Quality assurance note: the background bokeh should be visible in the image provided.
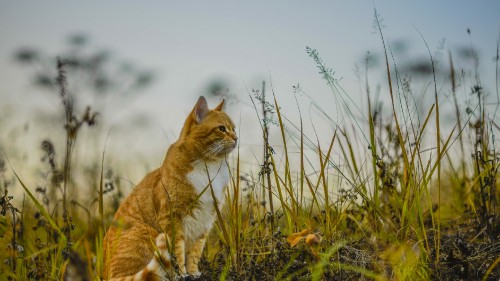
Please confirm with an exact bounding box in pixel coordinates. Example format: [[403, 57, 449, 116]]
[[1, 1, 499, 190]]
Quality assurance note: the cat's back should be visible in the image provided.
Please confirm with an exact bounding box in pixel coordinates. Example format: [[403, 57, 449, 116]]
[[113, 168, 163, 221]]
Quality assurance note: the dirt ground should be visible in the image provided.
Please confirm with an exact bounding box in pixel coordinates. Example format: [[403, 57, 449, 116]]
[[194, 217, 499, 281]]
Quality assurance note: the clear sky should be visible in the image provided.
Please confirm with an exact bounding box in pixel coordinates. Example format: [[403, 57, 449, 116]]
[[1, 1, 499, 181]]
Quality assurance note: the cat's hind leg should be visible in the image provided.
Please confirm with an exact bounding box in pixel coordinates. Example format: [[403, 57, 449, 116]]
[[136, 233, 175, 280], [107, 232, 173, 281], [149, 233, 173, 278]]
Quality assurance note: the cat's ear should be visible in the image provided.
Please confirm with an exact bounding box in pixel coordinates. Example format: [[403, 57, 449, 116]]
[[214, 99, 225, 111], [193, 96, 209, 123]]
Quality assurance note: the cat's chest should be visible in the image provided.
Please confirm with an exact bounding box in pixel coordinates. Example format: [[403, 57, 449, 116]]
[[186, 160, 229, 203], [183, 160, 229, 242]]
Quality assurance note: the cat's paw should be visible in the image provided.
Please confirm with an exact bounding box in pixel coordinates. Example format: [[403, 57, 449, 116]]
[[186, 265, 202, 278], [177, 272, 202, 280], [174, 273, 189, 280], [156, 233, 168, 250], [155, 233, 172, 264], [190, 271, 202, 278]]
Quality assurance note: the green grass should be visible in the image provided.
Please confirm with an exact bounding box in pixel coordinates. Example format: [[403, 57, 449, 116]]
[[1, 20, 499, 281]]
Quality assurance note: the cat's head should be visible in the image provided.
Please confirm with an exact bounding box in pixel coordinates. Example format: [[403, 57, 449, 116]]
[[180, 96, 237, 161]]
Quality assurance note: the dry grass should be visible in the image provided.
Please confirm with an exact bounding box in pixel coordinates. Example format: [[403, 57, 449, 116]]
[[0, 13, 499, 281]]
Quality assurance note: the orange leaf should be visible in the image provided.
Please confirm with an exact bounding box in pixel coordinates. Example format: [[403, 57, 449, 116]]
[[305, 233, 321, 246], [287, 229, 311, 247]]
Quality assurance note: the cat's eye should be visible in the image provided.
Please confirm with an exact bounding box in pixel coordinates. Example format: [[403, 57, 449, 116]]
[[218, 126, 227, 133]]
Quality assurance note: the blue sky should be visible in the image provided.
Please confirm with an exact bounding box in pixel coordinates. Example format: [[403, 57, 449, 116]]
[[1, 1, 499, 173]]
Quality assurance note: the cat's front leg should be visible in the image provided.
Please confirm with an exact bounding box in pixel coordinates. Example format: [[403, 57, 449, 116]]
[[186, 232, 207, 276], [173, 230, 188, 276]]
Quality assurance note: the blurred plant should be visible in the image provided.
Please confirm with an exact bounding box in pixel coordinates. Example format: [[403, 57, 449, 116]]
[[53, 59, 99, 255], [469, 83, 499, 236], [14, 33, 154, 100], [0, 154, 23, 277]]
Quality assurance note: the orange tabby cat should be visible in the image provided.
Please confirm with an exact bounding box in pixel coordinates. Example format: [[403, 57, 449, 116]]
[[103, 96, 237, 280]]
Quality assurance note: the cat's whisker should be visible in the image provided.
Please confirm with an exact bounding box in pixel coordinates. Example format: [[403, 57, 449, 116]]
[[203, 145, 218, 158], [203, 142, 226, 159]]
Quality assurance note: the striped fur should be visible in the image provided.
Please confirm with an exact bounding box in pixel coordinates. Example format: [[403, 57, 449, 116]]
[[107, 233, 172, 281], [103, 97, 236, 280]]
